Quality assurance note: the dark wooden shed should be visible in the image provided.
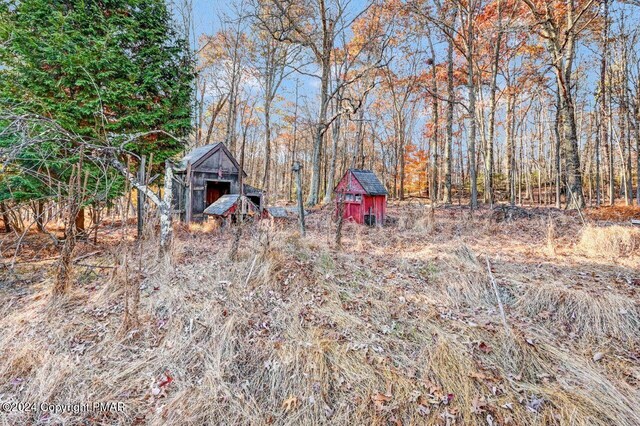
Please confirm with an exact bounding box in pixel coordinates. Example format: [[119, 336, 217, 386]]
[[172, 143, 263, 223], [334, 169, 388, 226]]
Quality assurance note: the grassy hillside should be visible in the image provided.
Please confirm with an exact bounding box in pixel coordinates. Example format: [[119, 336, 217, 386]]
[[1, 205, 639, 425]]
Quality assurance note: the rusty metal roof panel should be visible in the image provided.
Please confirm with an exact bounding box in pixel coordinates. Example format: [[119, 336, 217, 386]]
[[204, 195, 261, 217], [203, 194, 240, 216], [266, 206, 288, 218]]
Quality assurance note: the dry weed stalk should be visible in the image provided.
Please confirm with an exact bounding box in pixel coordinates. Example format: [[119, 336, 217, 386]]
[[546, 217, 556, 256], [485, 256, 511, 337], [229, 222, 243, 261], [52, 160, 87, 297], [335, 192, 345, 248]]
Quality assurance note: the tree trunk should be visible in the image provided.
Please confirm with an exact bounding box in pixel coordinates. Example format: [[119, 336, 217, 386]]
[[75, 207, 85, 233], [354, 105, 366, 169], [485, 0, 502, 206], [399, 126, 406, 200], [620, 35, 633, 206], [556, 71, 585, 209], [443, 37, 454, 204], [225, 26, 243, 156], [521, 0, 585, 209], [430, 64, 439, 203], [553, 88, 562, 208], [599, 0, 608, 207], [196, 79, 207, 145], [307, 55, 330, 206], [607, 73, 614, 205], [53, 162, 83, 297], [1, 202, 11, 233], [466, 4, 478, 209], [34, 200, 45, 232], [262, 96, 272, 200], [293, 162, 305, 236], [595, 109, 601, 207], [159, 161, 173, 253], [430, 102, 439, 203], [636, 82, 640, 205], [324, 114, 340, 204], [204, 95, 228, 145], [507, 92, 516, 206]]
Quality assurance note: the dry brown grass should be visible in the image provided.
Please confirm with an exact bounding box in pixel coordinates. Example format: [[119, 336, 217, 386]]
[[576, 224, 640, 259], [0, 205, 639, 425], [585, 205, 640, 222]]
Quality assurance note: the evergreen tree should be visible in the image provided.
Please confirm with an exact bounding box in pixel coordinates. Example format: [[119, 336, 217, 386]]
[[0, 0, 193, 206]]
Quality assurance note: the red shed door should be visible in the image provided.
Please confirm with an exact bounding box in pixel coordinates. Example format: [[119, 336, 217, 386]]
[[362, 196, 375, 225], [345, 202, 361, 223]]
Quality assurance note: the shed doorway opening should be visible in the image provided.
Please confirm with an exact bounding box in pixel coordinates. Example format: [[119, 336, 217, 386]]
[[247, 195, 261, 208], [206, 181, 231, 206]]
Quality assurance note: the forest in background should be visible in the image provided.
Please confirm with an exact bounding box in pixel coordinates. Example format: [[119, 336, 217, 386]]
[[190, 0, 640, 210]]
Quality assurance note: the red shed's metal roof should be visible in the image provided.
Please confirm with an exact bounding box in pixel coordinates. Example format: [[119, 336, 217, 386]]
[[349, 169, 388, 196]]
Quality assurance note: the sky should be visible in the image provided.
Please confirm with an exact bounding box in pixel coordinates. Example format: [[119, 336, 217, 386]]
[[175, 0, 376, 118], [190, 1, 223, 37], [185, 0, 370, 37], [179, 0, 640, 98]]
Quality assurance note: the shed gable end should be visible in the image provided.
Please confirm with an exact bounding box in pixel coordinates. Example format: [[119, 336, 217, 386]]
[[335, 170, 366, 194], [196, 148, 239, 174]]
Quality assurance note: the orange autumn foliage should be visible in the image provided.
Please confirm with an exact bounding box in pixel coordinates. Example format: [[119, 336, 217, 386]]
[[403, 143, 429, 195]]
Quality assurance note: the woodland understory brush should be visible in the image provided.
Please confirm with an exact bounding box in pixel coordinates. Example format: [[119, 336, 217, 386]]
[[0, 207, 638, 425]]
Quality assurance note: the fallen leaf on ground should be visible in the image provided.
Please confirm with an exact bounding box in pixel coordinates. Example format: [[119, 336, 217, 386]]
[[372, 392, 392, 411], [282, 396, 299, 412], [526, 396, 544, 413], [417, 404, 431, 416], [158, 371, 173, 388], [471, 396, 487, 414], [478, 342, 492, 353]]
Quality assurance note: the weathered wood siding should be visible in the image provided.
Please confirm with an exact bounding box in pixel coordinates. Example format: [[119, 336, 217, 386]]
[[198, 149, 239, 174], [190, 171, 240, 220], [171, 175, 186, 219]]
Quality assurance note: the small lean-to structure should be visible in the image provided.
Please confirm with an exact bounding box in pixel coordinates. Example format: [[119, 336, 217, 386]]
[[334, 169, 388, 225], [203, 194, 260, 223]]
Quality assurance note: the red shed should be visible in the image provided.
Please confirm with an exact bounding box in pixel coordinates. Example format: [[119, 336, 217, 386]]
[[334, 169, 388, 225]]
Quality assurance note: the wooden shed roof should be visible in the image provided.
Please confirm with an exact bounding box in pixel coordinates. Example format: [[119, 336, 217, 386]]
[[178, 143, 220, 169]]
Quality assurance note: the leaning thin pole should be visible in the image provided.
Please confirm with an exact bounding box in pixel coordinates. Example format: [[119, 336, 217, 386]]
[[485, 256, 510, 336], [292, 161, 305, 236]]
